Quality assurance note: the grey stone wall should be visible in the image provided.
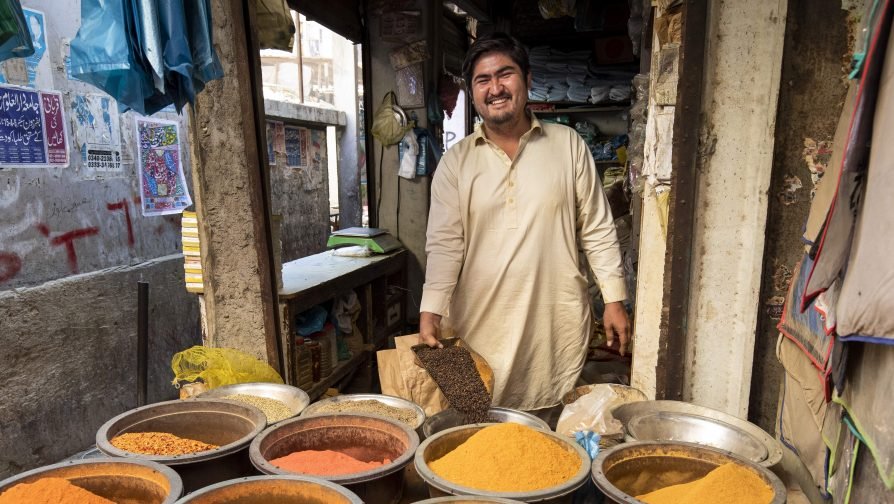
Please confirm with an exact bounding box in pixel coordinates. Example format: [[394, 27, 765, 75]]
[[0, 0, 200, 477]]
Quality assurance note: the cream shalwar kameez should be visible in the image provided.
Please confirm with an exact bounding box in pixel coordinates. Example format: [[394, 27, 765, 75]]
[[420, 114, 627, 410]]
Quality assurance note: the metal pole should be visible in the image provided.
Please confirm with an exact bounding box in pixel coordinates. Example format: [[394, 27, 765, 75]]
[[137, 281, 149, 406]]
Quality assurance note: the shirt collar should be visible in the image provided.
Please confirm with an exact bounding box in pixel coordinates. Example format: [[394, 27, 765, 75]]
[[473, 112, 543, 145]]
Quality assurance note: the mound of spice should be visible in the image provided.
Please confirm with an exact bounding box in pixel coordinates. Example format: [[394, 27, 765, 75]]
[[271, 449, 391, 475], [415, 345, 491, 423], [0, 477, 114, 504], [110, 432, 218, 455], [222, 393, 293, 423], [636, 462, 774, 504], [429, 423, 581, 492], [313, 399, 418, 427]]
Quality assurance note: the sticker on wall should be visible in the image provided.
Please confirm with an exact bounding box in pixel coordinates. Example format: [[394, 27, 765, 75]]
[[135, 116, 192, 216], [0, 9, 54, 90], [71, 94, 123, 172], [0, 84, 69, 167], [284, 125, 309, 168], [41, 92, 68, 166]]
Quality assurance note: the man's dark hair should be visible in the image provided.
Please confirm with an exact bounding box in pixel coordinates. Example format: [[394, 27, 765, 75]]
[[461, 33, 530, 90]]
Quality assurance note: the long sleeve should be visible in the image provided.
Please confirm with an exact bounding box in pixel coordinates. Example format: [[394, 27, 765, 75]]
[[574, 135, 628, 303], [420, 154, 465, 315]]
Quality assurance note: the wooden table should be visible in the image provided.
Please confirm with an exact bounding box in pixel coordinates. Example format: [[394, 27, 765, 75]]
[[278, 249, 408, 399]]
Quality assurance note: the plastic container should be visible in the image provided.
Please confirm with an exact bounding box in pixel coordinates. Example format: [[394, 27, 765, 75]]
[[313, 332, 333, 378], [306, 340, 322, 383], [292, 338, 313, 391]]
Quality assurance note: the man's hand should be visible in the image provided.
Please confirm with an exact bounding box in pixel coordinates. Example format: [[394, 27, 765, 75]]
[[603, 301, 631, 356], [419, 311, 444, 348]]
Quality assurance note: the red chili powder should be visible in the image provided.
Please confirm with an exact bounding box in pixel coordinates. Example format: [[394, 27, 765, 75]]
[[271, 449, 391, 476]]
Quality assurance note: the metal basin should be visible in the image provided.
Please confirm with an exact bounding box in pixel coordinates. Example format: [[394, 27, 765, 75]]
[[415, 424, 591, 503], [415, 498, 524, 503], [0, 458, 182, 504], [591, 441, 787, 503], [249, 413, 419, 504], [173, 475, 362, 503], [96, 399, 267, 492], [199, 382, 310, 424], [612, 400, 783, 467], [421, 407, 549, 439], [302, 393, 426, 435]]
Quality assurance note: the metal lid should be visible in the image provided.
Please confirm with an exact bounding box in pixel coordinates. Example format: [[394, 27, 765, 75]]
[[627, 411, 769, 463], [613, 400, 783, 467]]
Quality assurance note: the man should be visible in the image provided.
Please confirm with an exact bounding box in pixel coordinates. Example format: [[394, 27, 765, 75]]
[[419, 33, 630, 413]]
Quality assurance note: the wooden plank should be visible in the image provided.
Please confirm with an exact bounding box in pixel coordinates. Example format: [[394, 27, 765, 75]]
[[279, 249, 406, 300], [531, 105, 629, 113], [305, 351, 368, 401]]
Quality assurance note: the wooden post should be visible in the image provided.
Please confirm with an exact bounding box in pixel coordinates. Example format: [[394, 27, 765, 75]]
[[188, 0, 281, 371]]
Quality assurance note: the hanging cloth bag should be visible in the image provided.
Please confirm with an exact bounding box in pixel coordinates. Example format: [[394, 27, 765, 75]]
[[371, 91, 409, 146]]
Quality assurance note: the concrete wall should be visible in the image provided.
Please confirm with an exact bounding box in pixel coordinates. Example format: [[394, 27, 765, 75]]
[[683, 0, 787, 418], [748, 0, 849, 432], [264, 114, 333, 262], [0, 0, 200, 476], [367, 2, 432, 322]]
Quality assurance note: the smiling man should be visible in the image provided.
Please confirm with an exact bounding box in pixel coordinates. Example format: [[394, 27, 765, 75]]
[[419, 33, 630, 415]]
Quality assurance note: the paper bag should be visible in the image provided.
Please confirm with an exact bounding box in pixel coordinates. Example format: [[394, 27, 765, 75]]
[[377, 335, 450, 416]]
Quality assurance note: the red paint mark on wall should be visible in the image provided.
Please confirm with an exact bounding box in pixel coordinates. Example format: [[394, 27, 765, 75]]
[[0, 252, 22, 283], [107, 199, 135, 247], [37, 224, 100, 273]]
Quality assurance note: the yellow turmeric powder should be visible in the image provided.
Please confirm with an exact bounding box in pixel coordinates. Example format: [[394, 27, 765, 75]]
[[429, 423, 581, 492], [636, 462, 774, 504]]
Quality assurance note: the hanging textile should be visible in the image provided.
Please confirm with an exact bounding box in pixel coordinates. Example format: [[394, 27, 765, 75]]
[[777, 255, 836, 398], [803, 0, 893, 305], [255, 0, 294, 52], [70, 0, 223, 115], [70, 0, 155, 114], [836, 25, 894, 344], [0, 0, 32, 63]]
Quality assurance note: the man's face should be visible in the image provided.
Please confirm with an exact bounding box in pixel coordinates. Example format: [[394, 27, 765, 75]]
[[470, 52, 531, 127]]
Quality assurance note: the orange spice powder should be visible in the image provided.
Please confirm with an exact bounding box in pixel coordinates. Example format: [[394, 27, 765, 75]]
[[636, 462, 774, 504], [429, 423, 581, 492], [271, 449, 391, 476], [0, 477, 114, 504], [110, 432, 218, 455]]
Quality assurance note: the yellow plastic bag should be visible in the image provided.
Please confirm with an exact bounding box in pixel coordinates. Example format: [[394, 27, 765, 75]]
[[171, 346, 283, 390]]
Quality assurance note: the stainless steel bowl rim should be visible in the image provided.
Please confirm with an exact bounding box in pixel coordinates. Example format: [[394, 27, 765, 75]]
[[96, 398, 267, 465], [421, 407, 549, 439], [171, 474, 363, 503], [197, 382, 310, 423], [415, 423, 591, 500], [612, 400, 783, 467], [0, 457, 184, 504], [301, 393, 426, 429], [249, 412, 421, 484], [590, 440, 787, 504], [414, 497, 525, 503]]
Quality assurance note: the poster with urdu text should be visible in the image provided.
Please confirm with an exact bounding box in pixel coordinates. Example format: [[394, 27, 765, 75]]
[[135, 116, 192, 216]]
